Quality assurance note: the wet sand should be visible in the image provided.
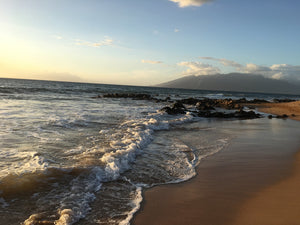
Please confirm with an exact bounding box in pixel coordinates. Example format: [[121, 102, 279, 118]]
[[133, 102, 300, 225], [233, 152, 300, 225], [233, 101, 300, 225]]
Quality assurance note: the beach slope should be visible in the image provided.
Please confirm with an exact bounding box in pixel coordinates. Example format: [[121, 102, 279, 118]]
[[133, 101, 300, 225]]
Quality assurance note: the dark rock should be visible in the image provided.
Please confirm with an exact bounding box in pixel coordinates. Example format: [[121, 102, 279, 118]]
[[165, 97, 171, 101], [173, 102, 186, 110], [268, 115, 273, 119], [197, 109, 261, 119], [179, 98, 200, 105], [101, 93, 157, 101], [160, 101, 186, 115], [276, 114, 289, 119], [248, 99, 269, 103], [234, 109, 261, 119], [273, 99, 296, 103], [196, 102, 215, 111], [237, 98, 248, 103]]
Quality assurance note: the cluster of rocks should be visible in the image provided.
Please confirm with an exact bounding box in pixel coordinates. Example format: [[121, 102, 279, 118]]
[[268, 114, 291, 119], [197, 109, 261, 119], [273, 99, 296, 103], [157, 97, 265, 119], [160, 99, 262, 119], [161, 102, 186, 115], [97, 93, 296, 120], [97, 93, 173, 102], [98, 93, 155, 101]]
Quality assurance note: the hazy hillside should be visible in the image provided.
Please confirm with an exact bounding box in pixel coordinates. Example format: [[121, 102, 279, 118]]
[[157, 73, 300, 95]]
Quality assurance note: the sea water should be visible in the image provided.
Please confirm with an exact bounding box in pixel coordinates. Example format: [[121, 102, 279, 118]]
[[0, 78, 299, 225]]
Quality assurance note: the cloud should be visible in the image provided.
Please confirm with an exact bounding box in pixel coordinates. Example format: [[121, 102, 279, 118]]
[[142, 59, 163, 64], [174, 28, 180, 33], [269, 64, 300, 81], [52, 35, 63, 40], [199, 57, 243, 68], [199, 56, 300, 82], [169, 0, 213, 8], [177, 61, 220, 75], [153, 30, 159, 35], [75, 37, 114, 47]]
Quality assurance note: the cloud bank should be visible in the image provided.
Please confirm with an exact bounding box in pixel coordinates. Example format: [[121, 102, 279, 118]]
[[169, 0, 213, 8], [178, 61, 220, 75], [178, 57, 300, 83]]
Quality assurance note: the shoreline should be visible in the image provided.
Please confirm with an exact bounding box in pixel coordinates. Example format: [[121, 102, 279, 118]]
[[133, 101, 300, 225]]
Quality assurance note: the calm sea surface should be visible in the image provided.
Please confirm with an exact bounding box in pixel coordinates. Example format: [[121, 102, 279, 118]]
[[0, 78, 299, 225]]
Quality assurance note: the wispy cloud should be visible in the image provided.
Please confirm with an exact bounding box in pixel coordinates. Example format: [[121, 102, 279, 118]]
[[142, 59, 163, 64], [52, 35, 63, 40], [75, 37, 114, 47], [199, 57, 243, 68], [169, 0, 213, 8], [177, 61, 220, 75], [153, 30, 160, 35]]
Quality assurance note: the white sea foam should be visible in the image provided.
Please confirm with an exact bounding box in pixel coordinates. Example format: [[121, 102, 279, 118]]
[[119, 186, 143, 225], [43, 111, 196, 225], [0, 150, 49, 179], [99, 112, 195, 181]]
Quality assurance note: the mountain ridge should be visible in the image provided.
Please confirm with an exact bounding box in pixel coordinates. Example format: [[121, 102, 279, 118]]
[[157, 73, 300, 95]]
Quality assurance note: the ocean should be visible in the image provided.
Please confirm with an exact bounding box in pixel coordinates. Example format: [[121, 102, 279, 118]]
[[0, 78, 299, 225]]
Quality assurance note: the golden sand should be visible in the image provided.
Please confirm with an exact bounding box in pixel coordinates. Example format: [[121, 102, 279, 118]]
[[233, 101, 300, 225], [255, 100, 300, 121], [233, 152, 300, 225], [133, 101, 300, 225]]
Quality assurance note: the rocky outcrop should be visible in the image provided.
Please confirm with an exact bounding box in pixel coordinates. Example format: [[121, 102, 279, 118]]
[[100, 93, 154, 100], [97, 93, 296, 120], [160, 99, 261, 119], [273, 99, 296, 103], [160, 102, 186, 115], [197, 109, 261, 119]]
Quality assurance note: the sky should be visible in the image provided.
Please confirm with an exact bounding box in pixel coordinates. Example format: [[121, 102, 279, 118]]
[[0, 0, 300, 86]]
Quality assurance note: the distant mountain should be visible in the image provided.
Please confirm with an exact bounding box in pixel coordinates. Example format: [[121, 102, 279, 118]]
[[157, 73, 300, 95]]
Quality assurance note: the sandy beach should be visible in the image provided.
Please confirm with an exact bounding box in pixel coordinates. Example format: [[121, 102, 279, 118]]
[[254, 100, 300, 121], [233, 100, 300, 225], [133, 101, 300, 225]]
